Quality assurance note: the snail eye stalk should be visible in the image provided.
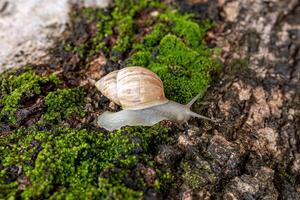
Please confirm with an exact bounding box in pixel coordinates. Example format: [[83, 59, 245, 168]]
[[186, 85, 209, 108]]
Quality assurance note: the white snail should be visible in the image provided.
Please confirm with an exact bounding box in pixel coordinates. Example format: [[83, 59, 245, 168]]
[[93, 66, 215, 131]]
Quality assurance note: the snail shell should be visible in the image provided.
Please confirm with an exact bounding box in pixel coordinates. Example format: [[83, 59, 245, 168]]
[[95, 67, 169, 110]]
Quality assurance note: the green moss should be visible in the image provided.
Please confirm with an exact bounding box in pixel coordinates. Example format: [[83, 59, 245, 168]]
[[160, 11, 214, 51], [109, 0, 163, 59], [65, 0, 219, 103], [154, 168, 173, 191], [128, 11, 218, 103], [0, 125, 169, 199], [181, 159, 217, 189], [43, 88, 86, 123], [111, 16, 134, 59], [65, 0, 165, 59], [0, 68, 59, 124], [143, 23, 167, 48], [129, 50, 152, 66], [151, 35, 213, 103]]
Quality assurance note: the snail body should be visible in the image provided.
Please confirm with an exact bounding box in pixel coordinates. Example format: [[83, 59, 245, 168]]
[[95, 66, 214, 131]]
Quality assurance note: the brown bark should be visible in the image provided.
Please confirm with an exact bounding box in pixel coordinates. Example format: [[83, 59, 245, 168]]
[[166, 0, 300, 199]]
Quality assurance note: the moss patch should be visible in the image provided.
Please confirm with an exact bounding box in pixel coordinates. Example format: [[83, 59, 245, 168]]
[[128, 11, 217, 103], [0, 125, 170, 199], [0, 68, 59, 124], [67, 0, 219, 103], [181, 159, 217, 189], [65, 0, 164, 59], [43, 88, 86, 123]]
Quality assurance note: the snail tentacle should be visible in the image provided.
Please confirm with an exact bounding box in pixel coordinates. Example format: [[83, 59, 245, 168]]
[[186, 85, 209, 108], [187, 110, 217, 123]]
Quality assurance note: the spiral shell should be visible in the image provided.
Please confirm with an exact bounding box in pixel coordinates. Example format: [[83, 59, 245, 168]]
[[96, 66, 169, 110], [95, 70, 120, 105]]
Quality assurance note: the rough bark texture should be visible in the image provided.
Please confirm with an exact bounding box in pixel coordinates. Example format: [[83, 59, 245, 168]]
[[165, 0, 300, 199]]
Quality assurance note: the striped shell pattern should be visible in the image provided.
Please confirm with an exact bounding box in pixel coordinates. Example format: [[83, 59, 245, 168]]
[[95, 67, 169, 110]]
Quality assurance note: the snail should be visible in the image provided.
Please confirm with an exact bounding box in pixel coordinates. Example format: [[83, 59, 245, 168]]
[[92, 66, 216, 131]]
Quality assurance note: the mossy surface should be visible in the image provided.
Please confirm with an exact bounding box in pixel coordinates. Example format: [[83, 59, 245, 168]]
[[129, 11, 217, 103], [0, 68, 59, 124], [43, 88, 86, 123], [0, 68, 173, 199], [181, 159, 217, 190], [0, 0, 218, 198], [66, 0, 219, 103], [0, 125, 170, 199]]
